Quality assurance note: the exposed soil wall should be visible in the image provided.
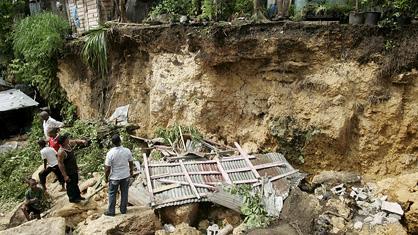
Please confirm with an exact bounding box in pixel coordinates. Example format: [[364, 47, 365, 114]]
[[58, 22, 418, 178]]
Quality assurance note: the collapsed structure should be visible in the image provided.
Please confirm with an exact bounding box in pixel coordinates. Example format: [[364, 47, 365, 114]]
[[129, 125, 303, 217]]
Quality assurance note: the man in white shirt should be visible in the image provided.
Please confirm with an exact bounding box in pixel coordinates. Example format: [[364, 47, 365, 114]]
[[104, 134, 133, 216], [37, 139, 65, 191], [40, 111, 64, 138]]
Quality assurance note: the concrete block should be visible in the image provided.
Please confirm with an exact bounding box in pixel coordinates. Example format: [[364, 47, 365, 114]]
[[354, 221, 363, 230], [381, 201, 404, 216]]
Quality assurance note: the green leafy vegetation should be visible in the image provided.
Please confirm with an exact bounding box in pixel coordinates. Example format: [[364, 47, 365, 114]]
[[81, 27, 108, 79], [379, 0, 418, 28], [0, 0, 26, 72], [155, 124, 202, 145], [0, 118, 140, 210], [0, 118, 43, 210], [234, 0, 253, 15], [10, 12, 74, 120], [270, 116, 318, 165], [149, 0, 194, 17], [228, 184, 270, 229], [149, 0, 254, 21]]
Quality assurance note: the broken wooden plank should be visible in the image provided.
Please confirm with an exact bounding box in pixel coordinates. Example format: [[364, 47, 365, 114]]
[[254, 161, 286, 170], [203, 138, 236, 150], [216, 159, 233, 184], [253, 170, 299, 186], [157, 178, 215, 189], [148, 155, 257, 168], [143, 153, 154, 198], [204, 150, 236, 156], [153, 183, 181, 193], [220, 155, 256, 161], [234, 142, 260, 179], [155, 193, 207, 205], [180, 160, 201, 199], [225, 167, 252, 173], [178, 126, 187, 151], [151, 170, 221, 179], [233, 179, 259, 184]]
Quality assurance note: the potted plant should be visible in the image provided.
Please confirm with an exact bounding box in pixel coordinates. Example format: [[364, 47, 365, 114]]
[[349, 0, 364, 24], [362, 0, 382, 25]]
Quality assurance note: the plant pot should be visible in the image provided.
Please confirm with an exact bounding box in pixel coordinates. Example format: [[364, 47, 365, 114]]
[[349, 12, 364, 25], [364, 12, 381, 25]]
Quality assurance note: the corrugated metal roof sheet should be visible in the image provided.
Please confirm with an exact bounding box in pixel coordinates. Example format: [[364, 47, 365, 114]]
[[145, 153, 302, 209], [0, 89, 38, 112]]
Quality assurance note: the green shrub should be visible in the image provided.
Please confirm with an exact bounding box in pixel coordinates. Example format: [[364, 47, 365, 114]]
[[201, 0, 235, 21], [11, 12, 74, 120], [13, 12, 69, 60], [155, 124, 202, 145], [81, 27, 108, 79], [234, 0, 253, 15], [228, 184, 270, 229], [150, 0, 194, 17], [0, 117, 43, 209], [0, 119, 141, 209], [0, 0, 26, 72]]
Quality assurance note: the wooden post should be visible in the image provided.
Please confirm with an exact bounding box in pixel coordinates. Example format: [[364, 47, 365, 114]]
[[234, 142, 260, 178], [178, 126, 187, 151], [216, 160, 233, 184], [180, 160, 201, 199], [143, 153, 154, 199]]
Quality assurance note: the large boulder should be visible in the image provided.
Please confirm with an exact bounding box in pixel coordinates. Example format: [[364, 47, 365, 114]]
[[280, 188, 322, 234], [358, 222, 407, 235], [6, 202, 26, 229], [373, 173, 418, 233], [312, 171, 361, 186], [160, 203, 200, 226], [0, 217, 66, 235], [51, 197, 101, 227], [76, 206, 161, 235]]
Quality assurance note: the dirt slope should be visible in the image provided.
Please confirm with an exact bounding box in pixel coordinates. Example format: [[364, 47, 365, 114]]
[[58, 22, 418, 178]]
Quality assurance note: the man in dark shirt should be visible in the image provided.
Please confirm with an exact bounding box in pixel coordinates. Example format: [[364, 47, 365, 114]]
[[21, 179, 45, 220], [57, 133, 87, 203]]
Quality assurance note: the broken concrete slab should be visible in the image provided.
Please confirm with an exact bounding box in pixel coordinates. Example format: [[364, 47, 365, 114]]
[[0, 217, 65, 235], [381, 201, 404, 216], [76, 206, 161, 235], [371, 212, 386, 226], [331, 184, 346, 196]]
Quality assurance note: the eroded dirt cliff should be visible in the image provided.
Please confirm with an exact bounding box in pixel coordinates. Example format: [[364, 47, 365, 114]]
[[58, 22, 418, 179]]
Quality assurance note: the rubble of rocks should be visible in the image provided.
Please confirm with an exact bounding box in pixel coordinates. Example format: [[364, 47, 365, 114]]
[[0, 164, 415, 235], [310, 171, 411, 234]]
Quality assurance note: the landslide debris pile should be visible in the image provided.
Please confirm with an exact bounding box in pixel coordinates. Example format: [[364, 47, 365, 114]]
[[0, 122, 416, 235]]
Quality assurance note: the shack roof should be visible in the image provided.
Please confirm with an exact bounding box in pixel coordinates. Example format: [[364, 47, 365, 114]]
[[143, 152, 302, 209], [0, 89, 38, 112]]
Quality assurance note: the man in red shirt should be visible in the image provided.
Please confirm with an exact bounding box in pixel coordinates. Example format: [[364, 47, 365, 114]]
[[48, 128, 61, 152]]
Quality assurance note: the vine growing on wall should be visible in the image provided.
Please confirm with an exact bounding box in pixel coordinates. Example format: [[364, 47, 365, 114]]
[[10, 12, 75, 121]]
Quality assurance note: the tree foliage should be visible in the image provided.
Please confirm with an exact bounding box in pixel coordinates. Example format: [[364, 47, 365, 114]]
[[0, 0, 26, 72], [149, 0, 254, 20], [10, 12, 75, 120]]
